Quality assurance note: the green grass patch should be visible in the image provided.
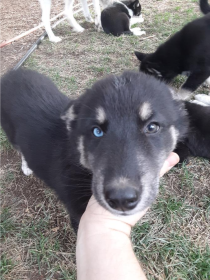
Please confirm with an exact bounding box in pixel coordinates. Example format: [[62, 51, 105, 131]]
[[132, 228, 210, 280], [0, 128, 12, 151], [153, 196, 188, 223], [0, 254, 16, 278], [180, 164, 196, 189], [0, 208, 17, 239]]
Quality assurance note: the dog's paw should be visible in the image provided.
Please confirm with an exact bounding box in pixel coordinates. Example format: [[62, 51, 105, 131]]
[[22, 166, 33, 176], [131, 28, 146, 36], [191, 100, 209, 106], [85, 15, 94, 23], [95, 16, 102, 31], [72, 26, 85, 33], [131, 27, 141, 32], [49, 36, 62, 43], [194, 94, 210, 106], [21, 160, 33, 176]]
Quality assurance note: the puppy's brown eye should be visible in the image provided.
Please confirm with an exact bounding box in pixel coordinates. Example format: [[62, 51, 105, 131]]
[[145, 123, 160, 134]]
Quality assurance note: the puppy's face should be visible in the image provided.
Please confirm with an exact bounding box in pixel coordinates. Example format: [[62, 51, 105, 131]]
[[135, 51, 177, 83], [128, 0, 142, 16], [62, 72, 188, 215]]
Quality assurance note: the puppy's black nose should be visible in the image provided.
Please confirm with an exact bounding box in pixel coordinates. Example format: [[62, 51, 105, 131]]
[[105, 188, 139, 211]]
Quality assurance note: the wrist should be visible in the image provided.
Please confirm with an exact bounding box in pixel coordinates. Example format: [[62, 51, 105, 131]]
[[78, 212, 132, 240]]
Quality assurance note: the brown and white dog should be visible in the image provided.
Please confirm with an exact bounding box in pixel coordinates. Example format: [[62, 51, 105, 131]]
[[38, 0, 113, 42]]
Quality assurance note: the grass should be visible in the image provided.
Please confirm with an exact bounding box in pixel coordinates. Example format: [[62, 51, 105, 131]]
[[0, 129, 12, 151], [0, 255, 16, 278], [0, 208, 17, 239], [1, 0, 210, 279], [132, 172, 210, 279]]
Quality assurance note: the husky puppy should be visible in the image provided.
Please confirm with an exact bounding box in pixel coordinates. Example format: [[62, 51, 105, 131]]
[[175, 94, 210, 162], [135, 0, 210, 93], [101, 0, 145, 36], [1, 69, 188, 230], [38, 0, 113, 43]]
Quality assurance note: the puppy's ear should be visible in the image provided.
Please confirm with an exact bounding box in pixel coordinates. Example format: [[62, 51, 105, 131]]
[[61, 101, 77, 131], [134, 51, 147, 61]]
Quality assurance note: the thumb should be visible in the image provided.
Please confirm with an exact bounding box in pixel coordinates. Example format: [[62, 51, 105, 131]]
[[160, 152, 180, 177]]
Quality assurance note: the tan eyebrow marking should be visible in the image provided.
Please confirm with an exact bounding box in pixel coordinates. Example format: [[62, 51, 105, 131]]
[[96, 106, 106, 123], [61, 105, 76, 131], [139, 102, 152, 120]]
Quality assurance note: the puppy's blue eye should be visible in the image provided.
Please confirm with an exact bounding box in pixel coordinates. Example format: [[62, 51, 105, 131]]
[[145, 123, 160, 134], [93, 127, 104, 137]]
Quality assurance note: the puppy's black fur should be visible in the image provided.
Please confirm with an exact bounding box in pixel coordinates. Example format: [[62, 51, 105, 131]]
[[135, 0, 210, 92], [1, 69, 188, 231], [175, 101, 210, 162], [101, 0, 141, 36]]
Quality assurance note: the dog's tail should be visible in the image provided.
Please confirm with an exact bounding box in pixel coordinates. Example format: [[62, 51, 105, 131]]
[[200, 0, 210, 14]]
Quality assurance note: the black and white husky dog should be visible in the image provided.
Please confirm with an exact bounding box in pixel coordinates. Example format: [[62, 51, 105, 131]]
[[38, 0, 113, 42], [175, 94, 210, 163], [1, 69, 189, 230], [135, 0, 210, 94], [101, 0, 145, 36]]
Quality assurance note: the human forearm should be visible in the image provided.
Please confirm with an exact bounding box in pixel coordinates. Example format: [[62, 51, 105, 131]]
[[76, 219, 147, 280]]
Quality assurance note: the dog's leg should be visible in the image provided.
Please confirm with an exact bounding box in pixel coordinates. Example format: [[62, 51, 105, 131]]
[[130, 27, 146, 36], [93, 0, 101, 31], [21, 154, 33, 176], [80, 0, 94, 22], [64, 0, 84, 32], [182, 70, 210, 92], [38, 0, 62, 43]]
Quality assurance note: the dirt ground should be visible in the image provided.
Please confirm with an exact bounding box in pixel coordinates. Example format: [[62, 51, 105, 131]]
[[0, 0, 65, 74]]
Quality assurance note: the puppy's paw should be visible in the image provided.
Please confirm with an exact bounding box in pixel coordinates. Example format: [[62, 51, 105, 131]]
[[49, 36, 62, 43], [194, 94, 210, 106], [131, 28, 146, 36], [95, 16, 102, 31], [85, 15, 94, 23], [22, 166, 33, 176], [131, 27, 141, 31], [72, 26, 85, 33], [21, 161, 33, 176], [191, 100, 209, 107]]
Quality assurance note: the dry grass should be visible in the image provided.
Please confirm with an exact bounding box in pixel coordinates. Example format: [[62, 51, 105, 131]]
[[1, 0, 210, 279]]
